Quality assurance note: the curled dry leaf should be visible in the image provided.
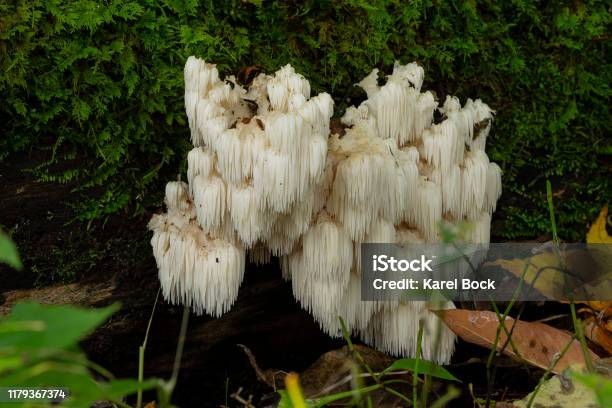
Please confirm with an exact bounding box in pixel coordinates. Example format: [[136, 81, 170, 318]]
[[582, 301, 612, 318], [433, 309, 599, 374], [584, 317, 612, 355]]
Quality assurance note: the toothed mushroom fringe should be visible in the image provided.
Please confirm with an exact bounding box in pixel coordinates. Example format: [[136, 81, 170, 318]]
[[149, 57, 503, 364]]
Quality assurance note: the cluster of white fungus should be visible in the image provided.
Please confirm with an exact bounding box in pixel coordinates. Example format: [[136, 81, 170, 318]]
[[149, 58, 502, 364]]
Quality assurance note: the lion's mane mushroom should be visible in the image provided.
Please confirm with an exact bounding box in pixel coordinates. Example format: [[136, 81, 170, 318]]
[[150, 58, 502, 364], [280, 62, 501, 363], [150, 57, 334, 316]]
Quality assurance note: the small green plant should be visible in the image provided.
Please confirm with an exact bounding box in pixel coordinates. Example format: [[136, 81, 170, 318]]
[[277, 316, 460, 407], [0, 302, 159, 407], [0, 234, 188, 408], [0, 298, 192, 408]]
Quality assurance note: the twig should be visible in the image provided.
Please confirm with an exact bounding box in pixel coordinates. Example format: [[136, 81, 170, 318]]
[[238, 343, 287, 390], [230, 387, 256, 408], [534, 314, 569, 324]]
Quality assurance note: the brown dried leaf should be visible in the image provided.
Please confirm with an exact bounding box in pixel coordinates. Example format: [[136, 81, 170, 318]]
[[584, 301, 612, 318], [584, 317, 612, 355], [434, 309, 599, 374]]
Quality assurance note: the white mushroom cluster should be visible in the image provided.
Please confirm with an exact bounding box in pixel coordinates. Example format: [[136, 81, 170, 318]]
[[150, 58, 502, 364], [150, 57, 333, 316]]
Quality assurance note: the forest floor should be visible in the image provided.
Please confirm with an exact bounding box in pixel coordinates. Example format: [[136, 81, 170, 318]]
[[0, 151, 574, 407]]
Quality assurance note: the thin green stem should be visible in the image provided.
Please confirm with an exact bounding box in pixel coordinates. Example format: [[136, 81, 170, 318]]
[[339, 317, 377, 381], [314, 384, 382, 407], [385, 386, 414, 405], [429, 386, 460, 408], [487, 300, 529, 406], [225, 377, 229, 408], [546, 181, 559, 247], [137, 287, 161, 408], [546, 180, 593, 372], [413, 320, 423, 407], [421, 308, 444, 407], [170, 306, 190, 388], [453, 241, 530, 407], [452, 242, 525, 361], [484, 257, 533, 406], [570, 302, 593, 371], [158, 306, 190, 407], [339, 316, 419, 405]]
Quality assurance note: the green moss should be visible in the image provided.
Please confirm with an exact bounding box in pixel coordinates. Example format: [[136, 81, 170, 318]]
[[1, 0, 610, 240]]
